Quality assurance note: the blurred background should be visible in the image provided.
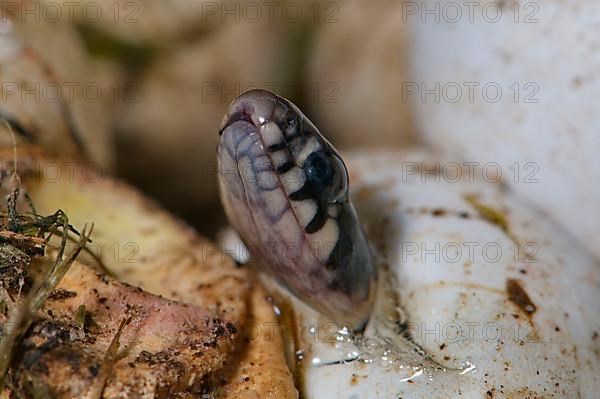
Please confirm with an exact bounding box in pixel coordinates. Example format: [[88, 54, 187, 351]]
[[1, 0, 599, 261]]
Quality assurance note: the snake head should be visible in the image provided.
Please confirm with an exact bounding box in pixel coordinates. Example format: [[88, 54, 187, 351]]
[[217, 89, 376, 330]]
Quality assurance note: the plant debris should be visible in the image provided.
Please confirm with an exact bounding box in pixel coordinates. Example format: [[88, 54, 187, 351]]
[[0, 217, 92, 386], [464, 194, 510, 234], [89, 315, 133, 399], [0, 121, 94, 390]]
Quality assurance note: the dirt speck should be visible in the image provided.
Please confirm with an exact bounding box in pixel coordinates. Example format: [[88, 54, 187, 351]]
[[48, 289, 78, 301], [431, 208, 447, 217], [506, 388, 544, 398]]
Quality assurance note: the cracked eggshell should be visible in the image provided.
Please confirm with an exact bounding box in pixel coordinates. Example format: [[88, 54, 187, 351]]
[[305, 0, 414, 149], [279, 150, 600, 398], [408, 0, 600, 260]]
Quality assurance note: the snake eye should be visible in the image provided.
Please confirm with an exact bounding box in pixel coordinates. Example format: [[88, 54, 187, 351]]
[[304, 151, 348, 203]]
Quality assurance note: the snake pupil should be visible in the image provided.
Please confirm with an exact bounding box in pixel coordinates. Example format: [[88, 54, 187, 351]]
[[302, 151, 349, 204], [305, 152, 333, 187]]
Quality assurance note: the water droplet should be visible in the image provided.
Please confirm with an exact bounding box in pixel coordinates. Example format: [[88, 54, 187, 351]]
[[460, 361, 477, 375], [400, 368, 423, 382]]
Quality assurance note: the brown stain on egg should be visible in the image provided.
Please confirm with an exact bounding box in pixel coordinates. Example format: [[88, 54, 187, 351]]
[[350, 373, 367, 386], [506, 279, 537, 315], [506, 388, 544, 398], [431, 208, 446, 217]]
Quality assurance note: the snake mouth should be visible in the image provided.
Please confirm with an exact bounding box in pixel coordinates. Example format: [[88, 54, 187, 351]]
[[219, 89, 282, 136], [219, 107, 255, 136]]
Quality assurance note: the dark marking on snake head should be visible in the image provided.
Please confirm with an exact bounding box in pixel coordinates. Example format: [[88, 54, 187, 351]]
[[267, 142, 288, 152], [305, 203, 328, 234], [276, 161, 295, 174], [289, 184, 314, 202], [326, 226, 353, 271]]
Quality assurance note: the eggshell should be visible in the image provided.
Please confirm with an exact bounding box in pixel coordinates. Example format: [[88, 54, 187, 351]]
[[408, 0, 600, 260], [273, 150, 600, 398]]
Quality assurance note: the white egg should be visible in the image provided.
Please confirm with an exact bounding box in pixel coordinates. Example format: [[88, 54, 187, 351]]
[[275, 150, 600, 398], [408, 0, 600, 260]]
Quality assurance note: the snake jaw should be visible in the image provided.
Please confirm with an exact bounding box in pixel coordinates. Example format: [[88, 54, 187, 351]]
[[219, 89, 279, 135], [219, 102, 256, 136], [217, 90, 376, 330]]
